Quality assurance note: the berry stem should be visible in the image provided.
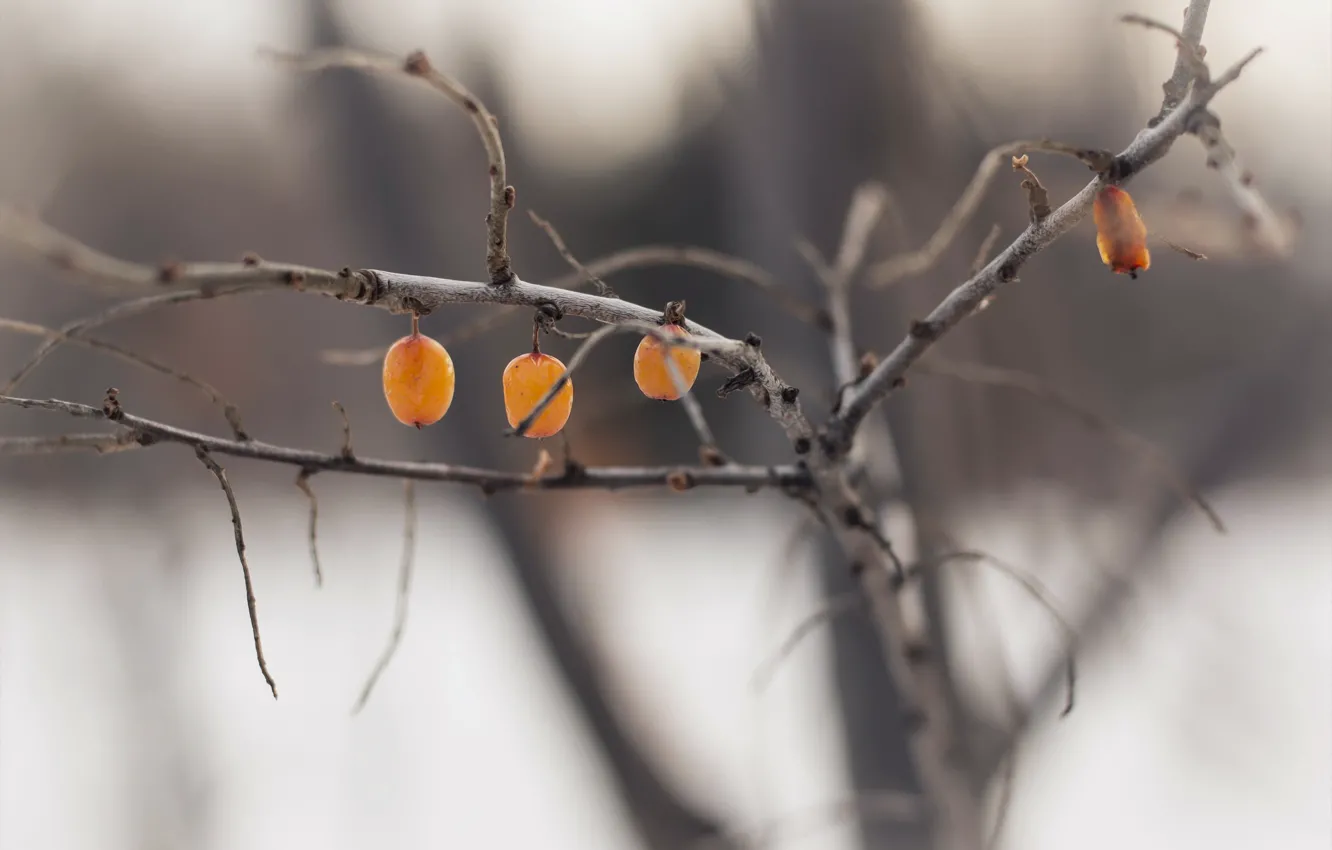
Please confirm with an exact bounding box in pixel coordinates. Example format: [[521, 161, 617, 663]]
[[410, 312, 420, 337], [531, 315, 542, 354], [662, 300, 687, 327]]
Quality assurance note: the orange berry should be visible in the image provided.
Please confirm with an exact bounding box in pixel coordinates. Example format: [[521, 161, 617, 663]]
[[382, 330, 455, 428], [503, 351, 573, 438], [1093, 185, 1151, 277], [634, 324, 701, 400]]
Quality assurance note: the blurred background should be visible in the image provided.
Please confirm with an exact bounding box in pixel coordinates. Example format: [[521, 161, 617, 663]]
[[1, 0, 1329, 848]]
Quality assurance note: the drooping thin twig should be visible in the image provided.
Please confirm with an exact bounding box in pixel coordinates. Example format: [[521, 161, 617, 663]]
[[294, 470, 323, 587], [914, 358, 1224, 532], [910, 551, 1075, 717], [0, 316, 249, 439], [352, 480, 417, 714], [751, 591, 863, 692], [0, 432, 139, 455], [261, 47, 514, 284], [0, 394, 804, 492], [193, 446, 277, 699], [827, 46, 1264, 452], [528, 210, 616, 298]]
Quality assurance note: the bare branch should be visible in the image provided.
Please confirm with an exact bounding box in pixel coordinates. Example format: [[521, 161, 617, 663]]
[[294, 470, 323, 587], [194, 446, 278, 699], [0, 214, 813, 447], [0, 432, 139, 455], [970, 224, 1003, 277], [866, 140, 1113, 290], [1, 288, 259, 401], [0, 316, 249, 439], [827, 49, 1262, 453], [1149, 0, 1212, 121], [1189, 111, 1296, 256], [261, 47, 514, 284], [915, 358, 1224, 532], [352, 480, 417, 714], [0, 394, 804, 492], [0, 205, 335, 295]]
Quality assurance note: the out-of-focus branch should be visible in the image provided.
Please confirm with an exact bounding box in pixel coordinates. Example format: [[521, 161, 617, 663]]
[[194, 446, 278, 699], [914, 358, 1224, 532], [826, 44, 1264, 455], [0, 316, 249, 439], [0, 394, 809, 493]]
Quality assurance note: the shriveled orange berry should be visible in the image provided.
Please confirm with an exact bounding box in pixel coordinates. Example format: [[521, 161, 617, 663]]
[[1094, 185, 1151, 278], [503, 351, 573, 438], [382, 327, 455, 428], [634, 324, 701, 400]]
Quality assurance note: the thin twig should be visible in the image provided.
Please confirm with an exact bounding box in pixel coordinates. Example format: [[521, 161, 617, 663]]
[[352, 480, 417, 714], [910, 551, 1075, 717], [0, 432, 139, 455], [528, 210, 616, 297], [0, 394, 803, 492], [261, 48, 514, 284], [294, 470, 323, 587], [0, 316, 249, 439], [1189, 111, 1295, 256], [914, 358, 1224, 532], [194, 446, 278, 699], [751, 591, 863, 692]]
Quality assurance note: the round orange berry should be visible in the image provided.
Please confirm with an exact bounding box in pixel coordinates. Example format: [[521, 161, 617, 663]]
[[634, 323, 701, 401], [503, 351, 573, 438], [382, 327, 455, 428]]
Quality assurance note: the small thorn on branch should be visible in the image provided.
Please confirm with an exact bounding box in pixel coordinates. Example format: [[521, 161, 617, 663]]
[[194, 446, 277, 699]]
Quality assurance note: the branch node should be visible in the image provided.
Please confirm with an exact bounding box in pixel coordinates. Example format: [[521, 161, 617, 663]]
[[102, 387, 123, 420]]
